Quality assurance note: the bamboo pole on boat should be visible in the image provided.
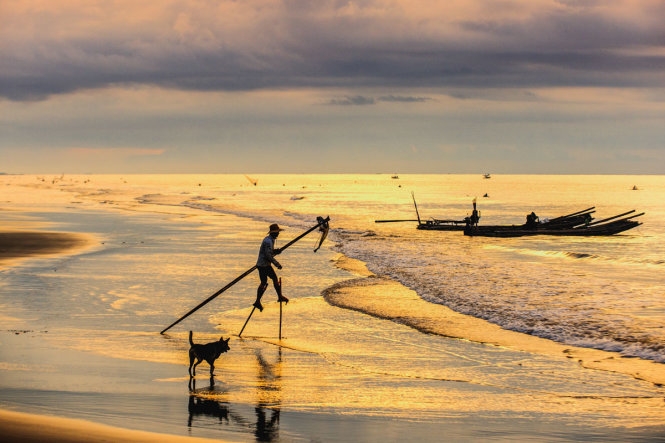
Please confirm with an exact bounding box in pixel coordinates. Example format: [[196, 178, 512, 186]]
[[411, 192, 422, 224], [548, 206, 596, 222], [582, 210, 636, 227], [279, 278, 283, 340]]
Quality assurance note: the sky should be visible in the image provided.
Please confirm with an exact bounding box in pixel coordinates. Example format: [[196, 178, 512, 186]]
[[1, 0, 664, 174]]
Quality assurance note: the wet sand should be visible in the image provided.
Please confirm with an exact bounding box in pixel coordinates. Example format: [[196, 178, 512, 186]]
[[326, 257, 665, 387], [0, 409, 233, 443], [0, 228, 224, 443]]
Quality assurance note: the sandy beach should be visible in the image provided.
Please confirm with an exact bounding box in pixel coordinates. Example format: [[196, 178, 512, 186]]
[[2, 228, 663, 442], [325, 256, 665, 388], [0, 409, 235, 443], [1, 175, 665, 442]]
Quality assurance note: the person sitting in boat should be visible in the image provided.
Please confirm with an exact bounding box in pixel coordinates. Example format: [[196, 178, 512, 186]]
[[583, 213, 592, 226], [525, 211, 539, 228]]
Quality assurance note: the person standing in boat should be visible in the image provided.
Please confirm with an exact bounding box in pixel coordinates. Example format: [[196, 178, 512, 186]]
[[470, 200, 480, 226], [253, 223, 289, 312]]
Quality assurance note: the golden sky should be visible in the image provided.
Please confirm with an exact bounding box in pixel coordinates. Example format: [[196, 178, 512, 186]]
[[1, 0, 664, 173]]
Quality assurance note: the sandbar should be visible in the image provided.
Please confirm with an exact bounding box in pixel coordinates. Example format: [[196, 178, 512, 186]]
[[0, 231, 92, 265]]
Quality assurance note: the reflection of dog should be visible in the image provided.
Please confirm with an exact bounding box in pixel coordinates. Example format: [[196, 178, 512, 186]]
[[188, 331, 230, 377]]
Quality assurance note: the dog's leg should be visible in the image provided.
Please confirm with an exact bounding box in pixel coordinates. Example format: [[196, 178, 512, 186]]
[[192, 359, 202, 377], [188, 351, 196, 377]]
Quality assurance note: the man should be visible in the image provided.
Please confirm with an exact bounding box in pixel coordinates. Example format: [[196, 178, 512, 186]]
[[253, 223, 289, 312], [470, 200, 480, 226]]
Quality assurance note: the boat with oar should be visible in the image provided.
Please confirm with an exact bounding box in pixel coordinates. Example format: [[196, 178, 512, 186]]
[[464, 210, 643, 237]]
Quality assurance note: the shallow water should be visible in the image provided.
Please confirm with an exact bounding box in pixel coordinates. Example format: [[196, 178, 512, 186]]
[[1, 174, 665, 441], [33, 172, 663, 362]]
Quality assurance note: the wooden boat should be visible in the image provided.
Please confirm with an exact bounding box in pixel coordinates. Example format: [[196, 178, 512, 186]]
[[417, 218, 468, 231], [375, 192, 469, 230], [464, 210, 643, 237]]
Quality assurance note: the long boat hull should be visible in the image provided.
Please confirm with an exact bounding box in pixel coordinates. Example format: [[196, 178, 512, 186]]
[[416, 220, 467, 231], [464, 215, 643, 237]]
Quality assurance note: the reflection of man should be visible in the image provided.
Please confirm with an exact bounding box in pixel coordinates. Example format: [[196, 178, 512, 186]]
[[254, 224, 289, 312], [255, 349, 281, 441]]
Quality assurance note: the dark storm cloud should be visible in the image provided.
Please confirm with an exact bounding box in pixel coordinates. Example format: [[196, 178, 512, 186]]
[[1, 0, 664, 101]]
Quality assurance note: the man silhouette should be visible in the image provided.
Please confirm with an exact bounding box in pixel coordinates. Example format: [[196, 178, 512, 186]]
[[253, 223, 289, 312]]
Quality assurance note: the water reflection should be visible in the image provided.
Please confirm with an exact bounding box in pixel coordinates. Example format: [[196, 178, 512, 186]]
[[187, 376, 232, 428], [254, 348, 282, 442], [186, 348, 283, 442]]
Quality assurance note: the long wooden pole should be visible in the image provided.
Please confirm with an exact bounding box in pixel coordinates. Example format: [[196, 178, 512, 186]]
[[279, 278, 283, 340], [583, 210, 635, 227], [160, 216, 330, 334], [374, 219, 420, 223], [411, 192, 422, 224], [238, 306, 256, 337], [161, 266, 257, 334], [548, 206, 596, 222]]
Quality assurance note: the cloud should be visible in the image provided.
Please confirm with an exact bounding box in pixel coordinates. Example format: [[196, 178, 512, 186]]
[[326, 94, 433, 105], [327, 95, 376, 106], [1, 0, 664, 101], [378, 95, 432, 103]]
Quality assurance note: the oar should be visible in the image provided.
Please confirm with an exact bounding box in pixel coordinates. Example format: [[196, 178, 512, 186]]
[[160, 216, 330, 334]]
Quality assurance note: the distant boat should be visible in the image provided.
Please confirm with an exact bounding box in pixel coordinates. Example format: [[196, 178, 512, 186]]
[[483, 173, 491, 179], [632, 185, 639, 190], [244, 175, 258, 186], [391, 175, 399, 179], [290, 195, 305, 201]]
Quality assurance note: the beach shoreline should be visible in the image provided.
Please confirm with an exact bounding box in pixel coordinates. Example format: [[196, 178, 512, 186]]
[[0, 409, 236, 443], [325, 257, 665, 387], [2, 176, 665, 442]]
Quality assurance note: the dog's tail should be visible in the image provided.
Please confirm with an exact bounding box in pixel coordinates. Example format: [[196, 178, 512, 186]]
[[189, 330, 194, 346]]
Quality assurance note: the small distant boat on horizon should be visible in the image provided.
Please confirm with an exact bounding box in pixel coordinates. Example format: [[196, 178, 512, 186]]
[[483, 173, 491, 179]]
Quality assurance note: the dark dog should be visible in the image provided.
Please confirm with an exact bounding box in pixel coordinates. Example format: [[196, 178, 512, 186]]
[[188, 331, 230, 377]]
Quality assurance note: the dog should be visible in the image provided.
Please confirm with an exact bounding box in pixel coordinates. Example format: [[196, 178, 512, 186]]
[[188, 331, 230, 377]]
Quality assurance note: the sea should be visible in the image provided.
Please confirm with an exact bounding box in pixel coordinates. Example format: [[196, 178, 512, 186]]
[[1, 173, 664, 441]]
